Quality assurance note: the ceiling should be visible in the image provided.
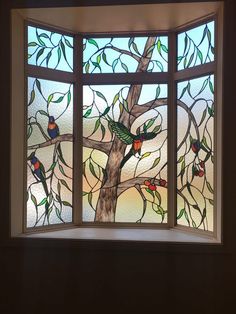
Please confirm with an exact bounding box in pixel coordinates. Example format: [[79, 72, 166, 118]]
[[17, 2, 223, 33]]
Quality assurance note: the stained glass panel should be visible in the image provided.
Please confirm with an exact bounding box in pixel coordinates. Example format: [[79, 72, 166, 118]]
[[83, 84, 168, 223], [177, 75, 214, 231], [28, 26, 73, 72], [27, 78, 73, 227], [177, 21, 215, 71], [83, 36, 168, 73]]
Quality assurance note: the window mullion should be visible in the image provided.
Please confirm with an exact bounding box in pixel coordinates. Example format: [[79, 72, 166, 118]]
[[168, 31, 177, 228], [73, 34, 83, 225]]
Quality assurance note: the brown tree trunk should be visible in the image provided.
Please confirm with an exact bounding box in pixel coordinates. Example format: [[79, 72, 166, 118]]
[[95, 37, 157, 222]]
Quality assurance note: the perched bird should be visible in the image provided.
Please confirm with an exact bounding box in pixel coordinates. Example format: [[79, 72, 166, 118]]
[[47, 116, 63, 162], [109, 120, 158, 168], [29, 153, 49, 218]]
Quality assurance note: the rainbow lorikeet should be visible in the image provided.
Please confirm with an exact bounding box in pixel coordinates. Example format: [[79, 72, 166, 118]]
[[47, 116, 64, 162], [29, 153, 50, 218], [109, 120, 158, 168]]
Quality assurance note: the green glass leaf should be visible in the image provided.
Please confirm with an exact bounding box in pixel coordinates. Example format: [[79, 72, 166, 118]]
[[38, 197, 47, 206], [35, 79, 42, 94], [146, 118, 155, 130], [151, 157, 160, 168], [156, 61, 164, 72], [102, 52, 109, 65], [83, 192, 88, 196], [145, 188, 154, 198], [93, 119, 101, 133], [88, 38, 99, 48], [38, 110, 48, 116], [161, 44, 168, 53], [39, 33, 49, 39], [121, 62, 128, 73], [206, 181, 213, 194], [132, 42, 140, 55], [101, 106, 110, 117], [177, 208, 185, 220], [157, 39, 161, 53], [46, 51, 52, 67], [100, 124, 105, 140], [62, 201, 72, 207], [89, 162, 99, 179], [183, 34, 188, 55], [197, 49, 203, 64], [67, 90, 71, 105], [123, 99, 129, 112], [83, 108, 92, 118], [128, 37, 134, 49], [27, 125, 32, 139], [152, 125, 161, 133], [207, 29, 211, 44], [209, 80, 214, 93], [112, 59, 118, 72], [156, 85, 160, 99], [209, 199, 214, 205], [96, 54, 101, 64], [36, 48, 45, 64], [47, 94, 53, 103], [187, 52, 194, 67], [64, 38, 73, 48], [28, 42, 38, 47], [53, 96, 64, 103], [88, 192, 93, 208], [96, 91, 107, 103], [31, 194, 37, 206], [28, 90, 35, 106], [60, 179, 72, 191], [112, 93, 119, 104], [85, 62, 90, 73], [57, 47, 62, 66]]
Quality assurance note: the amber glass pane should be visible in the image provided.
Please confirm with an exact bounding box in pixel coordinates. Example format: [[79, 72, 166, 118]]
[[177, 21, 215, 70], [28, 26, 73, 72], [83, 36, 168, 73], [177, 75, 214, 231], [27, 78, 73, 227], [83, 84, 168, 223]]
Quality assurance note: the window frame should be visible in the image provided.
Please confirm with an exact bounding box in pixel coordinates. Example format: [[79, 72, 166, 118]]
[[22, 13, 221, 240]]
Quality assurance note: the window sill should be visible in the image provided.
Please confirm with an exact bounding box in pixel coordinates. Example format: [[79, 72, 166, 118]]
[[17, 227, 220, 244]]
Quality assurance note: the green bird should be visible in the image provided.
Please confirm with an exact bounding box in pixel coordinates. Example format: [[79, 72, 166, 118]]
[[109, 120, 158, 168]]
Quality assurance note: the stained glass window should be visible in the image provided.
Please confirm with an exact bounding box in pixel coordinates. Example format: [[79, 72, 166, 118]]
[[27, 77, 73, 227], [83, 84, 168, 223], [28, 26, 73, 72], [177, 21, 215, 71], [83, 36, 168, 73], [177, 75, 214, 231], [24, 17, 218, 235]]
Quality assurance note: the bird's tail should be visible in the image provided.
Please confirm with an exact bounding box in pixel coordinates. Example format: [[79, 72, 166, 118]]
[[42, 179, 50, 223], [120, 149, 133, 169]]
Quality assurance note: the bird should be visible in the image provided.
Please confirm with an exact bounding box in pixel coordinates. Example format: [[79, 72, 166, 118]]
[[29, 153, 50, 219], [47, 116, 64, 163], [109, 120, 158, 168]]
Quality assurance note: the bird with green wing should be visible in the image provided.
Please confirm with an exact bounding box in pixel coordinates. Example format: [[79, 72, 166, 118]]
[[109, 120, 159, 169]]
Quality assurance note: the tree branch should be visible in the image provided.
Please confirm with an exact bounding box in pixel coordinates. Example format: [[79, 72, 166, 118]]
[[109, 46, 141, 63], [28, 134, 72, 150], [83, 137, 112, 155], [131, 98, 200, 140], [28, 134, 112, 155]]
